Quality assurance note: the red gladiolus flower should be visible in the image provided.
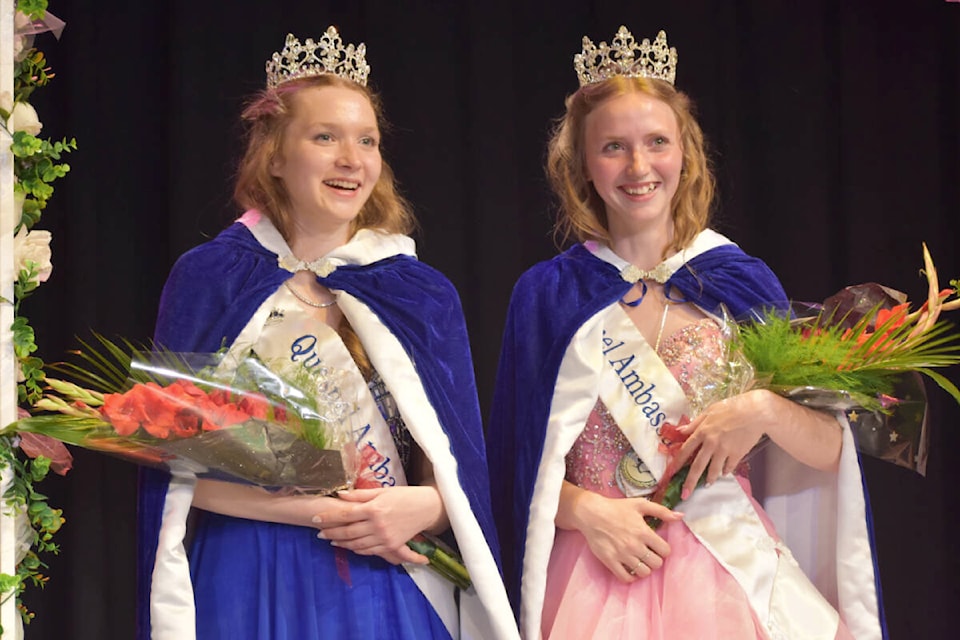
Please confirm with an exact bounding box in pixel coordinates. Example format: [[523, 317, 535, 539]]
[[237, 392, 274, 421], [354, 443, 386, 489], [135, 383, 180, 438], [855, 303, 910, 353], [207, 388, 235, 406], [210, 402, 253, 429], [100, 384, 165, 436], [99, 379, 257, 439], [170, 408, 202, 438], [658, 416, 691, 455], [655, 415, 692, 493]]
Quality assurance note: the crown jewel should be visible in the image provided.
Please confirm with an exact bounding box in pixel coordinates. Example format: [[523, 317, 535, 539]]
[[265, 27, 370, 89], [574, 27, 677, 87]]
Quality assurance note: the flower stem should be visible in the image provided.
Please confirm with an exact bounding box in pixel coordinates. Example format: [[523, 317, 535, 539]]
[[644, 465, 706, 530], [406, 533, 471, 590]]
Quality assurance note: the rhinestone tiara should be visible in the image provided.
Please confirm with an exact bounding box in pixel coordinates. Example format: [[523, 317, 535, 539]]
[[265, 27, 370, 89], [574, 27, 677, 87]]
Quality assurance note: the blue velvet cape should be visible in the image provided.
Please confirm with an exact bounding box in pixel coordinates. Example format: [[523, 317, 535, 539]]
[[137, 222, 498, 638], [486, 240, 789, 612]]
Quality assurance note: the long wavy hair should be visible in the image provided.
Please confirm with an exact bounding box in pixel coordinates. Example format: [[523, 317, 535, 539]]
[[233, 75, 415, 241], [234, 75, 415, 377], [547, 76, 715, 257]]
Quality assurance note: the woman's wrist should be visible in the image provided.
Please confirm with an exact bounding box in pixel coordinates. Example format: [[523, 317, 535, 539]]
[[556, 480, 596, 532], [754, 390, 843, 471], [418, 483, 449, 534]]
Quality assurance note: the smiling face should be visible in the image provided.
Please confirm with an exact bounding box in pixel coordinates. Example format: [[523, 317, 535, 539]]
[[269, 85, 382, 240], [583, 91, 683, 239]]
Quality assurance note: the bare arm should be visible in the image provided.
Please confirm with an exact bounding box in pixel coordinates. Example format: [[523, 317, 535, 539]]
[[675, 389, 843, 498], [408, 443, 450, 534], [319, 444, 447, 563], [192, 479, 338, 528], [192, 441, 449, 566]]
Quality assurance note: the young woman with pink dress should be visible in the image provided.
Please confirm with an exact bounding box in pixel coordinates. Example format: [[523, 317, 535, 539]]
[[488, 26, 885, 640]]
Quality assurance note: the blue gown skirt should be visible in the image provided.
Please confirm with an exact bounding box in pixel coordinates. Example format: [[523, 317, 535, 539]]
[[189, 512, 452, 639]]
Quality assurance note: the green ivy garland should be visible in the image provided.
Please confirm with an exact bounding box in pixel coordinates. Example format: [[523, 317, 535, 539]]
[[0, 0, 76, 631]]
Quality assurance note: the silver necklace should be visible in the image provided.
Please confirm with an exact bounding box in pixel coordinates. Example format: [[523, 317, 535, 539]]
[[654, 302, 670, 353], [284, 281, 337, 308]]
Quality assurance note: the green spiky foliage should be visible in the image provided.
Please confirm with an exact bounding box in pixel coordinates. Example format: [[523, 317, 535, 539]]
[[737, 305, 960, 412]]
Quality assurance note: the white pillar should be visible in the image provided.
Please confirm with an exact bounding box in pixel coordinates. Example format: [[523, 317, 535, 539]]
[[0, 0, 21, 637]]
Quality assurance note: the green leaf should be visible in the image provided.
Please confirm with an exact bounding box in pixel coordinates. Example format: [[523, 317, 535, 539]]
[[48, 333, 142, 393], [915, 367, 960, 406], [13, 44, 53, 101], [16, 1, 49, 21], [12, 316, 38, 357], [41, 163, 70, 181], [28, 456, 50, 481], [0, 572, 22, 595], [25, 180, 53, 202], [18, 355, 46, 405], [19, 197, 41, 228], [11, 131, 43, 157]]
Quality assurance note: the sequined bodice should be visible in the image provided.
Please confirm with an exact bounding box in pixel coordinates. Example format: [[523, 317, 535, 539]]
[[565, 318, 726, 495]]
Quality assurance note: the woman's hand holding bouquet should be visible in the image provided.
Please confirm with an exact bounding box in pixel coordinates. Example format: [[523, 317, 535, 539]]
[[316, 484, 447, 565], [2, 337, 472, 589], [647, 244, 960, 526]]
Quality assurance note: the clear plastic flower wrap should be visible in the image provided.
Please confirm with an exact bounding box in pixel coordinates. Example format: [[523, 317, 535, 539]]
[[6, 343, 361, 494], [2, 336, 473, 588], [647, 248, 960, 527]]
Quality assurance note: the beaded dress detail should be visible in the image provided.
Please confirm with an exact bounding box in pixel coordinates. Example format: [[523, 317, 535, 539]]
[[545, 318, 853, 640], [368, 369, 413, 474], [564, 319, 723, 496]]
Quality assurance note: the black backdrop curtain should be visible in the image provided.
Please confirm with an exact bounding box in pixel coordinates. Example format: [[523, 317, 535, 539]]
[[16, 0, 959, 637]]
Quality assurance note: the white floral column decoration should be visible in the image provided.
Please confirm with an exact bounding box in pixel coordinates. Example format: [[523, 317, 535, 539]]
[[1, 0, 21, 636], [0, 1, 73, 636]]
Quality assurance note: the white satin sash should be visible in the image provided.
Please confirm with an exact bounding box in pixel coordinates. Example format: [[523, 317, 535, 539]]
[[150, 286, 409, 640], [596, 305, 841, 640], [228, 287, 409, 489], [152, 217, 521, 639], [597, 305, 690, 482]]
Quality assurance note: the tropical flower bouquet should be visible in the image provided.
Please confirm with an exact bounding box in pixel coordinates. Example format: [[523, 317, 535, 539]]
[[1, 337, 471, 588], [646, 244, 960, 527]]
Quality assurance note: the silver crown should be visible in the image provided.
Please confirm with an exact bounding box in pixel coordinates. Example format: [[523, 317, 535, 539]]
[[574, 27, 677, 87], [265, 27, 370, 89]]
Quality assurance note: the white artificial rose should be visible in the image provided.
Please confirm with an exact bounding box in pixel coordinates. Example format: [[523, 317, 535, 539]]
[[14, 505, 34, 564], [13, 11, 32, 62], [13, 11, 30, 30], [14, 226, 53, 284], [15, 189, 25, 217], [9, 101, 42, 135], [13, 32, 25, 61]]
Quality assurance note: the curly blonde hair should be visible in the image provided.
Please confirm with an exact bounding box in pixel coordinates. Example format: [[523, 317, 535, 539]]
[[233, 75, 415, 241], [547, 76, 715, 257]]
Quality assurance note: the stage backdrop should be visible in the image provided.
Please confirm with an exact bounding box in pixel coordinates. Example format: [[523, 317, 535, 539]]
[[17, 0, 959, 637]]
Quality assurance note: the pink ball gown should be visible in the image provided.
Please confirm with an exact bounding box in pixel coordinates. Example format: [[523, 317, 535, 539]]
[[541, 319, 854, 640]]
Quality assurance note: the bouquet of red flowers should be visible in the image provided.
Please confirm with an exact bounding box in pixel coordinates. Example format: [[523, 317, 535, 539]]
[[3, 337, 471, 589], [8, 344, 355, 492]]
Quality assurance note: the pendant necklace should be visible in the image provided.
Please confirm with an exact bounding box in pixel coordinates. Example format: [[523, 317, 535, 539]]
[[284, 281, 337, 309], [654, 301, 670, 353]]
